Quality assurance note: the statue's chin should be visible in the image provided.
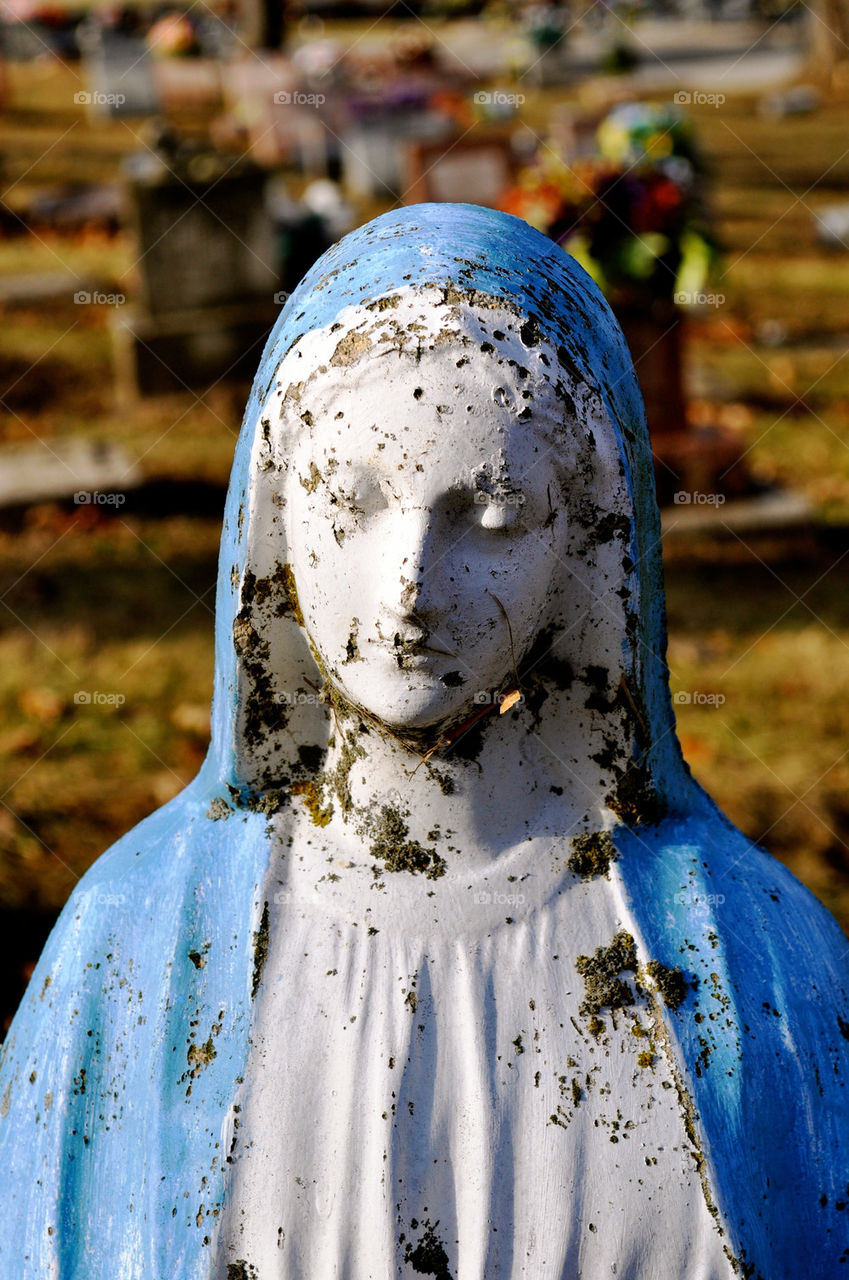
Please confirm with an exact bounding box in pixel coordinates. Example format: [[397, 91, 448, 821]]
[[330, 675, 483, 739]]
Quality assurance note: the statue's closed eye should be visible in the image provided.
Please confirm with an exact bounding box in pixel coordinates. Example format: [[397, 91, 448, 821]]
[[327, 476, 389, 522], [313, 465, 531, 539]]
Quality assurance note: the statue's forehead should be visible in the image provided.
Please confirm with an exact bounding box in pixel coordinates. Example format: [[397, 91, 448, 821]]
[[275, 286, 567, 395], [259, 285, 627, 494]]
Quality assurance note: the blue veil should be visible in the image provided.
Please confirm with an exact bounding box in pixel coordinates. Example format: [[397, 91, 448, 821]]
[[1, 205, 847, 1278]]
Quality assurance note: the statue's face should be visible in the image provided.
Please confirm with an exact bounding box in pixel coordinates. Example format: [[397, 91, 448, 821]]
[[287, 350, 570, 731]]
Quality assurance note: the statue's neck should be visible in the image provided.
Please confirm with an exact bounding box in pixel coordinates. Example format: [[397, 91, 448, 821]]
[[306, 696, 639, 869]]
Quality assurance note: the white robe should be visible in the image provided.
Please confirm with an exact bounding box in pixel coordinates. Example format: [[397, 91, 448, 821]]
[[217, 818, 736, 1279]]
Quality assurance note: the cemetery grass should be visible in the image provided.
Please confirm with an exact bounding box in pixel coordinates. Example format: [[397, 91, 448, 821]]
[[2, 72, 849, 950]]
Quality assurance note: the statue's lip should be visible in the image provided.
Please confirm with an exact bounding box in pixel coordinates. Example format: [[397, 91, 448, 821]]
[[371, 632, 456, 658]]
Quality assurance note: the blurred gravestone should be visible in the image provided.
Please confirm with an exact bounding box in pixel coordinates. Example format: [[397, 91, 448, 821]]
[[220, 56, 333, 174], [79, 29, 160, 118], [113, 133, 334, 399], [403, 131, 517, 207], [341, 102, 455, 200], [152, 59, 223, 114], [0, 21, 50, 60], [0, 438, 142, 510], [113, 134, 281, 400]]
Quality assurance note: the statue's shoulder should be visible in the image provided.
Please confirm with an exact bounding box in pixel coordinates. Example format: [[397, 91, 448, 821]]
[[619, 803, 849, 976], [0, 781, 272, 1278], [617, 805, 849, 1277]]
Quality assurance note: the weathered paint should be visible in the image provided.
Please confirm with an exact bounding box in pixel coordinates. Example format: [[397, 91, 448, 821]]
[[0, 205, 846, 1279]]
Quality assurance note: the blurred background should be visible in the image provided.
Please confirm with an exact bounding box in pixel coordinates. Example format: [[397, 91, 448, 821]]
[[1, 0, 849, 1030]]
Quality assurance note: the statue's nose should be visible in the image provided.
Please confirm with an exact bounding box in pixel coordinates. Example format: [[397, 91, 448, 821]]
[[382, 507, 435, 624]]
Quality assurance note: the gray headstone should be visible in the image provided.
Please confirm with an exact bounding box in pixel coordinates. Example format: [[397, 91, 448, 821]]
[[81, 33, 159, 118]]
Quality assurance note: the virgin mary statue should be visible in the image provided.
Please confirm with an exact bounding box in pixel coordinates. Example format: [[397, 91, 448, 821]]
[[1, 205, 847, 1280]]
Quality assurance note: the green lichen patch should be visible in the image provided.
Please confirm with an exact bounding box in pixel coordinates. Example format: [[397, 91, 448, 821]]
[[568, 831, 618, 879], [232, 599, 288, 752], [576, 931, 638, 1016], [226, 1263, 258, 1280], [606, 758, 664, 827], [206, 796, 233, 821], [244, 787, 289, 817], [646, 959, 690, 1011], [370, 805, 446, 880], [330, 329, 371, 367], [299, 461, 322, 494], [367, 293, 402, 311], [322, 729, 366, 816], [277, 563, 304, 627], [344, 619, 360, 663], [291, 778, 333, 827], [426, 766, 455, 796], [187, 1039, 216, 1076], [251, 901, 270, 999]]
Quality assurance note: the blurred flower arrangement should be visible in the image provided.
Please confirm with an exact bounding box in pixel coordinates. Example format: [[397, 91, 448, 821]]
[[500, 102, 717, 306], [146, 12, 200, 57]]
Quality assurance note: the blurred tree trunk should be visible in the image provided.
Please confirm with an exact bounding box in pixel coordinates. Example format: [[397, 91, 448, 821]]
[[237, 0, 285, 49], [810, 0, 849, 70]]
